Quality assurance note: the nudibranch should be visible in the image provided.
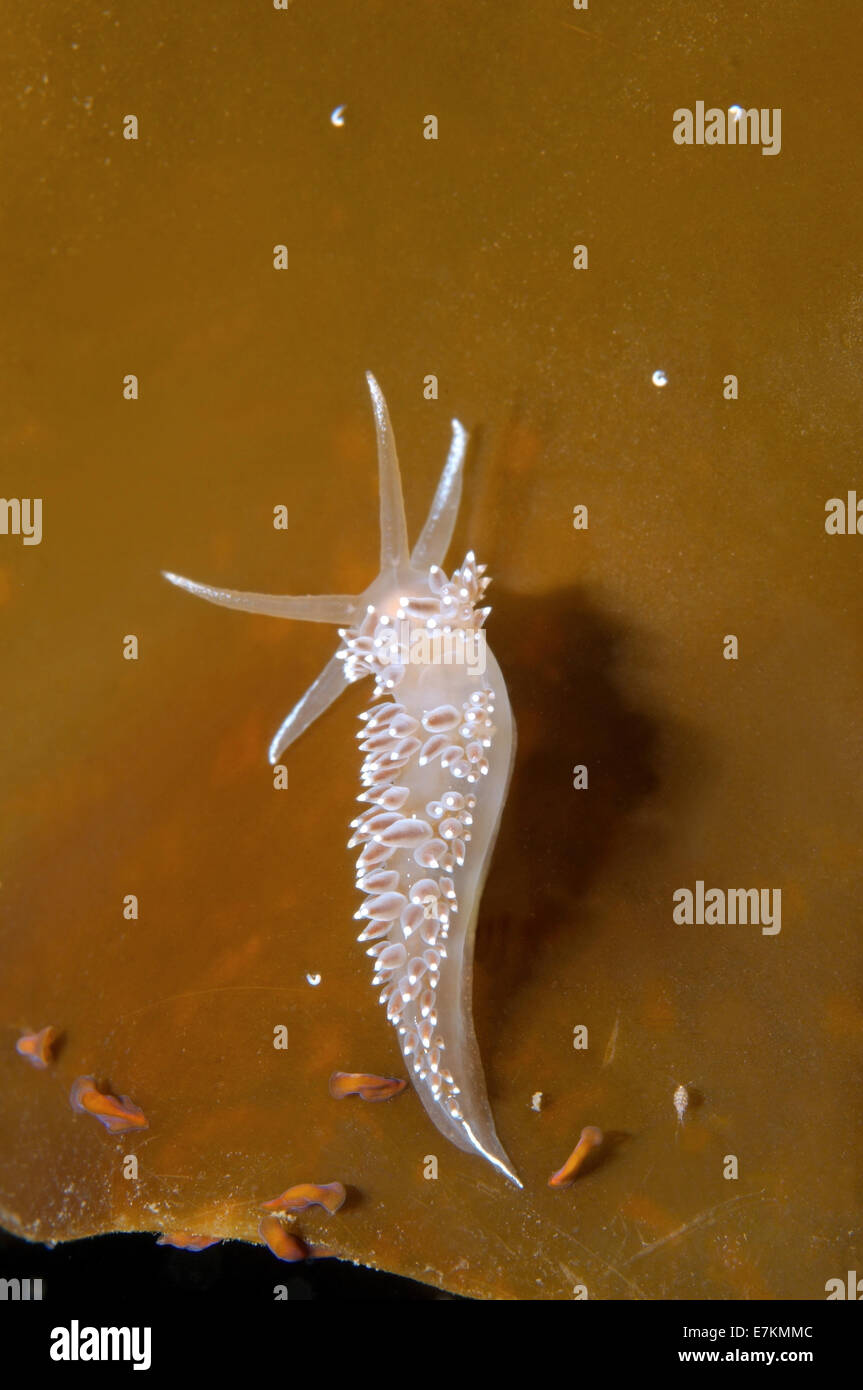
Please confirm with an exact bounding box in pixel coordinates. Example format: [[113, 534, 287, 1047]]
[[164, 374, 520, 1186]]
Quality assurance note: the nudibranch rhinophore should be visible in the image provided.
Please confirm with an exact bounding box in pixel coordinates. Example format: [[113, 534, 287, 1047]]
[[164, 374, 521, 1187]]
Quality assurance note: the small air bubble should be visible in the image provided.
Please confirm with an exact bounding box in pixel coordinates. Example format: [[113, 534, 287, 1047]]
[[652, 369, 668, 388], [306, 972, 322, 987], [729, 104, 744, 121], [330, 105, 346, 128]]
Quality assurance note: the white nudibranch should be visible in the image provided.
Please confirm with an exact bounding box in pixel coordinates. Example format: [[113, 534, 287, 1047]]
[[163, 373, 521, 1187]]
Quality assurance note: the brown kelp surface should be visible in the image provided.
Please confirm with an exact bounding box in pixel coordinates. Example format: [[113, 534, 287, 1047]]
[[2, 1, 862, 1299]]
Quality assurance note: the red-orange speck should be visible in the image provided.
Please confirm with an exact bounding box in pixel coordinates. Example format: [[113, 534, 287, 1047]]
[[261, 1181, 347, 1215], [69, 1076, 149, 1134], [548, 1125, 604, 1189], [258, 1216, 308, 1263], [15, 1025, 60, 1069], [328, 1071, 407, 1101], [157, 1233, 221, 1251]]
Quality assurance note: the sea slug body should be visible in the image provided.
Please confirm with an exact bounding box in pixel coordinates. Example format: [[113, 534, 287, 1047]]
[[164, 374, 520, 1186]]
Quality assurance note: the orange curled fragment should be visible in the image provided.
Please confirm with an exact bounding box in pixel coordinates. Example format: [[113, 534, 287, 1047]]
[[328, 1071, 407, 1102], [258, 1216, 308, 1263], [261, 1181, 346, 1215], [548, 1125, 604, 1189], [16, 1025, 60, 1069], [157, 1232, 221, 1252], [69, 1075, 149, 1134]]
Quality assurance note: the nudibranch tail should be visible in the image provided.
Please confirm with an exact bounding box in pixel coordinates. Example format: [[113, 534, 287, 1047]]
[[164, 374, 520, 1186]]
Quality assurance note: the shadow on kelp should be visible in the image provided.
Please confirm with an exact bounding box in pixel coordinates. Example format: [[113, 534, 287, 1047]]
[[473, 583, 713, 1028]]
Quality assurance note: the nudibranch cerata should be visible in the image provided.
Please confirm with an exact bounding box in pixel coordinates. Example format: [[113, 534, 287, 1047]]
[[164, 374, 520, 1186]]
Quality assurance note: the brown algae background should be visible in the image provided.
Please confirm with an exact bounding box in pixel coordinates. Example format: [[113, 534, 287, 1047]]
[[1, 1, 862, 1299]]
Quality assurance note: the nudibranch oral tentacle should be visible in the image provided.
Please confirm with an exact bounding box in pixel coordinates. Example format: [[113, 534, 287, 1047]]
[[163, 373, 521, 1188]]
